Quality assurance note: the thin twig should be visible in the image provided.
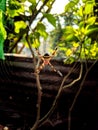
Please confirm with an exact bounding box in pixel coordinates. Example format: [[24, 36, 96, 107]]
[[25, 34, 36, 69], [63, 63, 83, 90], [26, 34, 42, 130], [68, 60, 97, 130], [38, 62, 77, 127], [29, 0, 50, 27]]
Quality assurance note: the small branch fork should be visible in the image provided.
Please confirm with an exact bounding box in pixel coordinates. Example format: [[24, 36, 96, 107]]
[[38, 62, 83, 127]]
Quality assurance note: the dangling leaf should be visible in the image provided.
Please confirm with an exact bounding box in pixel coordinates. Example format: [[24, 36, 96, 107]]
[[44, 13, 56, 27], [36, 22, 48, 39], [32, 38, 40, 48]]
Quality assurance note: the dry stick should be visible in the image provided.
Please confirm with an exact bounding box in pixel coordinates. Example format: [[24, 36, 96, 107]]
[[68, 60, 97, 130], [26, 35, 42, 130], [17, 44, 25, 54], [63, 63, 83, 90], [30, 74, 42, 130], [26, 35, 36, 68], [38, 62, 77, 127]]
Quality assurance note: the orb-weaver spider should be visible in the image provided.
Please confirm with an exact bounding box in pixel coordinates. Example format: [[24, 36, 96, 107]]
[[35, 47, 63, 77]]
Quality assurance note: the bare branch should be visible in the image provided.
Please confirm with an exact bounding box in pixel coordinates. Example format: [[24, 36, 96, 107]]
[[68, 60, 97, 130], [29, 0, 50, 27], [38, 62, 77, 126], [30, 74, 42, 130], [63, 63, 83, 89]]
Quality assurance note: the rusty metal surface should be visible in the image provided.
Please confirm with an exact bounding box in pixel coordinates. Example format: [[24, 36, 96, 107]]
[[0, 55, 97, 130]]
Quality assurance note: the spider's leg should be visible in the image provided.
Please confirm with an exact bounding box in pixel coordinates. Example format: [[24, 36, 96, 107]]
[[51, 47, 58, 58], [49, 62, 63, 77], [35, 62, 45, 74]]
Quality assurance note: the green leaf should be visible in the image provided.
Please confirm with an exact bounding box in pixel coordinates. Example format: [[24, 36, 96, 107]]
[[64, 1, 76, 12], [84, 2, 94, 14], [66, 49, 73, 56], [74, 0, 79, 4], [28, 0, 36, 4], [86, 16, 96, 25], [63, 26, 75, 34], [44, 13, 56, 27], [82, 0, 87, 3], [14, 21, 27, 33], [85, 27, 98, 35], [82, 0, 95, 3], [65, 34, 78, 42], [0, 11, 6, 60], [7, 0, 25, 17], [45, 0, 53, 7], [79, 21, 85, 28], [0, 0, 6, 11], [36, 22, 48, 39], [78, 6, 83, 17], [32, 38, 40, 48], [36, 22, 46, 31]]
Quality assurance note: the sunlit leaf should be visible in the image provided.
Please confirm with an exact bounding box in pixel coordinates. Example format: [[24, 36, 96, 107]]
[[32, 38, 40, 48], [65, 34, 78, 42], [64, 57, 75, 64], [66, 49, 72, 56], [65, 26, 75, 33], [84, 2, 93, 14], [7, 0, 25, 17], [73, 42, 79, 47], [64, 1, 76, 12], [45, 0, 54, 7], [86, 16, 96, 25], [14, 21, 27, 33], [79, 21, 85, 28], [36, 22, 48, 39], [84, 37, 91, 46], [78, 6, 83, 17], [74, 0, 79, 4], [85, 49, 89, 55], [28, 0, 36, 4], [82, 0, 87, 3]]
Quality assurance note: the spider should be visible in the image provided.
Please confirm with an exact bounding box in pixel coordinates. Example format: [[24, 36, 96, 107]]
[[35, 47, 63, 77]]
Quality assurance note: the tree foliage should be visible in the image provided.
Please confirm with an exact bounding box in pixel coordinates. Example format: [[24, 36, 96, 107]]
[[0, 0, 98, 61], [50, 0, 98, 63], [4, 0, 56, 54]]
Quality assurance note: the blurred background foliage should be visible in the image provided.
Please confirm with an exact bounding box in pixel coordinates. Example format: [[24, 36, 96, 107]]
[[0, 0, 98, 63], [49, 0, 98, 63]]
